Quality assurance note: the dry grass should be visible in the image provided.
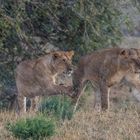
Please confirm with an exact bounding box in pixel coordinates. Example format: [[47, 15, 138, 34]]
[[50, 89, 140, 140], [51, 110, 140, 140], [0, 111, 37, 140], [0, 87, 140, 140]]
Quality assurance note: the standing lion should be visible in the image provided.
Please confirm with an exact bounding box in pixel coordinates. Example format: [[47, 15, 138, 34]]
[[15, 50, 74, 112], [71, 48, 140, 111]]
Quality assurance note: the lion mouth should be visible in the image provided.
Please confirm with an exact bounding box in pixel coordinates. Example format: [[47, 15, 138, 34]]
[[133, 68, 140, 74], [135, 71, 140, 74], [63, 69, 73, 77]]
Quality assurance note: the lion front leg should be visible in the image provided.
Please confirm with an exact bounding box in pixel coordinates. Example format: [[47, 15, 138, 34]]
[[101, 88, 110, 110], [17, 94, 27, 113], [73, 85, 87, 113], [30, 96, 41, 112], [72, 80, 87, 112], [91, 81, 102, 112]]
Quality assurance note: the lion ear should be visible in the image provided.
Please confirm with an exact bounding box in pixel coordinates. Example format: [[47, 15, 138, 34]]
[[120, 49, 129, 58], [52, 52, 61, 60], [66, 50, 74, 59]]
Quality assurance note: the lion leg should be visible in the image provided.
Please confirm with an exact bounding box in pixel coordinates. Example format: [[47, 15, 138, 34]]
[[23, 97, 26, 112], [100, 80, 110, 110], [30, 96, 41, 112], [8, 94, 18, 111], [73, 80, 87, 113], [73, 84, 87, 113], [101, 88, 110, 110], [91, 81, 101, 112], [17, 95, 27, 113], [94, 88, 101, 112], [107, 88, 110, 109]]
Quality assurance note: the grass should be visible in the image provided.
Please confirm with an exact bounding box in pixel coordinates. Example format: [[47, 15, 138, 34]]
[[50, 109, 140, 140], [0, 85, 140, 140], [40, 95, 74, 120], [6, 115, 56, 140]]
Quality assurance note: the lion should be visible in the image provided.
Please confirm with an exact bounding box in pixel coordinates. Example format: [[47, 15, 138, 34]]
[[119, 73, 140, 102], [15, 50, 74, 112], [71, 48, 140, 111]]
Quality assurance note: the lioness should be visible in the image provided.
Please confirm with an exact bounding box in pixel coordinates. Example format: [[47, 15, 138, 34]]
[[121, 73, 140, 102], [71, 48, 140, 111], [16, 50, 74, 112]]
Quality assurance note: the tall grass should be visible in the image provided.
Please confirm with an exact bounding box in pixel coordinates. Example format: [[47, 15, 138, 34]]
[[0, 86, 140, 140], [40, 96, 75, 120]]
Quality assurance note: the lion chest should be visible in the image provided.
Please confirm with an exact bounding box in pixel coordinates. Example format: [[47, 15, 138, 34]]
[[52, 74, 57, 85]]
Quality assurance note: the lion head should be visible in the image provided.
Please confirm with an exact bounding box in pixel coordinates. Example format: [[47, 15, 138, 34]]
[[119, 48, 140, 74], [51, 50, 74, 76]]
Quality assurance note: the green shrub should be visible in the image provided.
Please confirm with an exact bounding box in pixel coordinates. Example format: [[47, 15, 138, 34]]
[[6, 115, 56, 140], [40, 96, 74, 120]]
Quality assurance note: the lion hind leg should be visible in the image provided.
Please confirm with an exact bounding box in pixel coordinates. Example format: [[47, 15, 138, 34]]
[[23, 97, 26, 112], [91, 81, 101, 112], [94, 89, 101, 112]]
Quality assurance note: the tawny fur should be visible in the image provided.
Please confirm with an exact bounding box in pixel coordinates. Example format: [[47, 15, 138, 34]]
[[72, 48, 140, 111], [16, 51, 74, 112]]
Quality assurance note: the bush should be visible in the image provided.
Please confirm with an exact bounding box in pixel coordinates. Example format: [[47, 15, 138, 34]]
[[40, 96, 74, 120], [6, 115, 56, 140]]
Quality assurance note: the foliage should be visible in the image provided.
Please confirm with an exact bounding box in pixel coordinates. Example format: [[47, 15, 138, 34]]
[[125, 0, 140, 11], [21, 0, 123, 55], [40, 95, 74, 120], [0, 0, 125, 89], [6, 115, 56, 140], [0, 0, 139, 90]]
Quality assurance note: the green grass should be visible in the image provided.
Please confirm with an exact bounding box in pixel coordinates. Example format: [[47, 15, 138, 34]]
[[6, 115, 56, 140], [40, 96, 74, 120]]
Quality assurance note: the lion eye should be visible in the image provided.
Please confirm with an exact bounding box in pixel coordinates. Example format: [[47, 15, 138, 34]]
[[63, 59, 66, 62]]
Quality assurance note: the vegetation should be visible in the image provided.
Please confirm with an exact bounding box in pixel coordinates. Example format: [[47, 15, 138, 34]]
[[40, 96, 74, 120], [0, 0, 139, 89], [0, 0, 128, 89], [0, 0, 140, 139], [6, 115, 56, 140], [0, 89, 139, 140]]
